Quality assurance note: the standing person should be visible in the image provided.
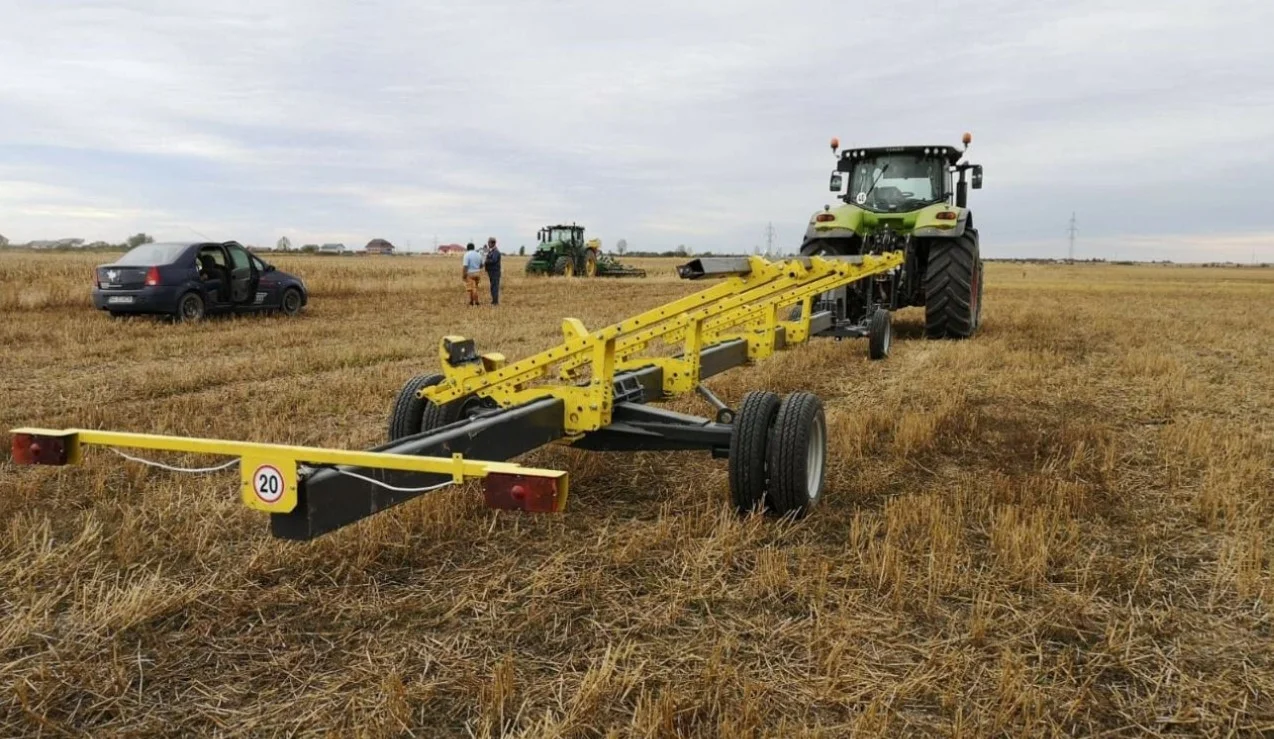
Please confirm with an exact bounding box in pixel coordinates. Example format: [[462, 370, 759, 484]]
[[484, 237, 502, 305], [462, 242, 482, 306]]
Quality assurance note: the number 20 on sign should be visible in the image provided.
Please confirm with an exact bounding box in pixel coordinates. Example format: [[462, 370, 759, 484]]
[[241, 458, 298, 512]]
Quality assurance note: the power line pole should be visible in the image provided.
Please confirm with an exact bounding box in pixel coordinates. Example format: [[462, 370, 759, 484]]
[[1067, 212, 1078, 263], [764, 222, 776, 257]]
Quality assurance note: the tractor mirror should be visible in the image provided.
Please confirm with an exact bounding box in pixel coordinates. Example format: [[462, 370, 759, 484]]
[[971, 166, 983, 190], [829, 173, 843, 192]]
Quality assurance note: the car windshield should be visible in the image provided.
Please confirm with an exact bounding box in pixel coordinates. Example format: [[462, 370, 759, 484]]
[[847, 154, 946, 211], [113, 243, 189, 266]]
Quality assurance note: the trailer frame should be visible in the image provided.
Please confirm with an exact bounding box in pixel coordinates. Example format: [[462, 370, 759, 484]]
[[10, 252, 904, 541]]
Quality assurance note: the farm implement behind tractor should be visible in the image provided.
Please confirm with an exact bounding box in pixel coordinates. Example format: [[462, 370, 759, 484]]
[[11, 251, 910, 541], [524, 223, 647, 278]]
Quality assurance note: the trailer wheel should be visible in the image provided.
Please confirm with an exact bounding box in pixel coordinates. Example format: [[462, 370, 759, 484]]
[[924, 230, 981, 339], [728, 391, 782, 515], [766, 392, 827, 517], [868, 308, 892, 360], [388, 373, 445, 441]]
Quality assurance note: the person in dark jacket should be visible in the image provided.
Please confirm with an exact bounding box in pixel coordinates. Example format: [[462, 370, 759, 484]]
[[483, 237, 502, 305]]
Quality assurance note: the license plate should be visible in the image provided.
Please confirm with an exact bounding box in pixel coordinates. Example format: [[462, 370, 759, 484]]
[[107, 296, 135, 305]]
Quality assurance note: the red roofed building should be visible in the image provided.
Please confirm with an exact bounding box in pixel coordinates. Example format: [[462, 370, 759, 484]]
[[437, 243, 464, 255]]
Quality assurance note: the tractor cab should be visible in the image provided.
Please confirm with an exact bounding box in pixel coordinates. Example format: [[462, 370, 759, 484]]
[[538, 225, 584, 248], [829, 141, 983, 212]]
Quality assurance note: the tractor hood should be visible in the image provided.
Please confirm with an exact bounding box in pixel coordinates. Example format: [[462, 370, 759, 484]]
[[808, 202, 966, 237]]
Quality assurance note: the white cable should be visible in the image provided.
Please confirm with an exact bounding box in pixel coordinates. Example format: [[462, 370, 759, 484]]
[[331, 468, 455, 494], [109, 448, 240, 473]]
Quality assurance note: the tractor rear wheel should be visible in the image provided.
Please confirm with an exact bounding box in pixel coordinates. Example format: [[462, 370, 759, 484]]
[[554, 256, 574, 277], [388, 373, 445, 441], [766, 392, 827, 518], [585, 249, 599, 277], [923, 230, 982, 339], [728, 390, 782, 515]]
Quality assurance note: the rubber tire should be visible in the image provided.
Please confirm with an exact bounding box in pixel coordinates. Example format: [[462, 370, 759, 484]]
[[868, 308, 892, 360], [766, 392, 827, 518], [176, 292, 204, 323], [554, 256, 573, 276], [388, 373, 446, 441], [728, 391, 782, 515], [585, 249, 598, 277], [924, 230, 981, 339], [280, 288, 303, 316]]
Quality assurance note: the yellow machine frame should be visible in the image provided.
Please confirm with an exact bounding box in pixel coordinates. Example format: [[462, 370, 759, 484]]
[[9, 252, 902, 531], [423, 252, 904, 435]]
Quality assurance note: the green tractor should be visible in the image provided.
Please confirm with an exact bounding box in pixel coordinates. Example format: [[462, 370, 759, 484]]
[[524, 223, 647, 278], [798, 132, 985, 351]]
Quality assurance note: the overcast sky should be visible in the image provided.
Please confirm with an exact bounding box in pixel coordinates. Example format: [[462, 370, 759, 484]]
[[2, 0, 1272, 260]]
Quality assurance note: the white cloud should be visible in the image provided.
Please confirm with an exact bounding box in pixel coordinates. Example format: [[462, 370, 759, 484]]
[[0, 0, 1272, 257]]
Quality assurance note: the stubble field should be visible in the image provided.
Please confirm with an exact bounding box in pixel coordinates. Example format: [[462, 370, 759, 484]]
[[1, 251, 1272, 737]]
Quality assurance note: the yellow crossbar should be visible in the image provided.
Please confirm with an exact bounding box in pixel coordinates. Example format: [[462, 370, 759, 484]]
[[9, 427, 566, 514]]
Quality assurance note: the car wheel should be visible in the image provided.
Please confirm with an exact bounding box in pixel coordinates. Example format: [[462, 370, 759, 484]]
[[280, 288, 303, 316], [176, 292, 205, 323]]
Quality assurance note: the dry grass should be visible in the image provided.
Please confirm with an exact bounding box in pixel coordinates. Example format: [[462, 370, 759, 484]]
[[2, 251, 1273, 737]]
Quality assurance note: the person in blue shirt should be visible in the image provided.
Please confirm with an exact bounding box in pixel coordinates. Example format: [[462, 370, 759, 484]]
[[483, 237, 502, 305], [462, 242, 483, 306]]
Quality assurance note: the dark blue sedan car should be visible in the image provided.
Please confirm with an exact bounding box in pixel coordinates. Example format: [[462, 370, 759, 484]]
[[93, 241, 308, 321]]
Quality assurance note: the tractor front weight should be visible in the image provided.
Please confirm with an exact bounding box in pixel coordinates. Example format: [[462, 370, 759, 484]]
[[10, 252, 903, 541]]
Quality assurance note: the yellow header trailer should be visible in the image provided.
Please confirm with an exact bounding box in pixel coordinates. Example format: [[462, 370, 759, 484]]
[[10, 252, 903, 541]]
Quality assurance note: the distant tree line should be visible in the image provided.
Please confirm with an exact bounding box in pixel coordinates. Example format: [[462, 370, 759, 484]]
[[0, 232, 154, 251]]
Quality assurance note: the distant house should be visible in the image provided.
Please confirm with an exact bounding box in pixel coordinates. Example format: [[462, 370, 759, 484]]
[[29, 238, 85, 250], [319, 243, 346, 254], [365, 238, 395, 256], [437, 243, 464, 255]]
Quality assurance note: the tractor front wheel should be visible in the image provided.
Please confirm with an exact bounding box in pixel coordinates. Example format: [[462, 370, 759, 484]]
[[923, 230, 982, 339], [554, 256, 574, 277]]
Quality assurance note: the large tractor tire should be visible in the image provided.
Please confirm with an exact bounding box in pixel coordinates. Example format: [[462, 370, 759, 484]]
[[923, 229, 982, 339], [554, 255, 574, 277], [584, 249, 599, 277]]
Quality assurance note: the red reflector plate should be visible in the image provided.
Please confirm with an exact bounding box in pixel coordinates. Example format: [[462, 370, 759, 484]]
[[815, 214, 835, 222], [11, 433, 72, 465], [483, 473, 566, 513], [936, 211, 957, 220]]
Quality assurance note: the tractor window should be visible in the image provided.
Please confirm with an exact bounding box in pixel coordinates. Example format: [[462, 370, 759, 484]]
[[848, 154, 946, 211]]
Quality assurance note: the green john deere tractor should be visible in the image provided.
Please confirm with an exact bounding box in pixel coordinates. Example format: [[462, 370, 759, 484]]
[[524, 223, 646, 278], [798, 132, 985, 348]]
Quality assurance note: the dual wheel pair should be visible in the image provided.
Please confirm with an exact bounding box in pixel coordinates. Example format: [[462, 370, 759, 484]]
[[727, 390, 828, 518]]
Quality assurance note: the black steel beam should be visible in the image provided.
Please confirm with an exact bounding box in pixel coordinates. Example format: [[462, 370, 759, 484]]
[[571, 403, 733, 453], [271, 398, 565, 541]]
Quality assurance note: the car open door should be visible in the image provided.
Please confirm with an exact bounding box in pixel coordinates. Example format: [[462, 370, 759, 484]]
[[226, 244, 258, 306]]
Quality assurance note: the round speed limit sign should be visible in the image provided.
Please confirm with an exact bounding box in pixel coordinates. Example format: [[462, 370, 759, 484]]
[[252, 464, 285, 503]]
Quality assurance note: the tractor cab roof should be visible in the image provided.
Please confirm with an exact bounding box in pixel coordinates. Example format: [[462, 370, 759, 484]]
[[838, 145, 964, 167]]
